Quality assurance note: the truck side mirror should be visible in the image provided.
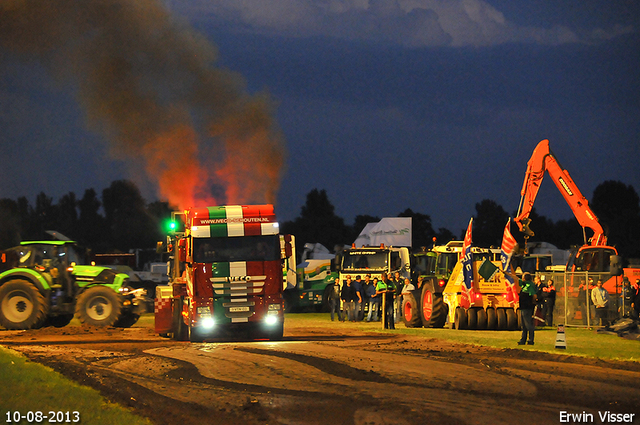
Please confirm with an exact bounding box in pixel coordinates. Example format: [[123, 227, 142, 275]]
[[156, 241, 164, 254], [177, 238, 187, 263], [610, 255, 623, 276]]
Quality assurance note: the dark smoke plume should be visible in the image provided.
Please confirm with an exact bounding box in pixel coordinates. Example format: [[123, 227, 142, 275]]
[[0, 0, 286, 209]]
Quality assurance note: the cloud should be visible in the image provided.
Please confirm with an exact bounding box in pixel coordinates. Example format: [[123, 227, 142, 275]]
[[165, 0, 633, 47]]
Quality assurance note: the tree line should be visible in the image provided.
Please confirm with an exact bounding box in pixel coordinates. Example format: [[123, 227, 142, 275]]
[[1, 179, 638, 263], [0, 180, 173, 254], [282, 182, 640, 261]]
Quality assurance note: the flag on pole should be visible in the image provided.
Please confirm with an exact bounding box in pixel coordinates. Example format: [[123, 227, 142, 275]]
[[501, 218, 518, 304], [460, 218, 474, 309]]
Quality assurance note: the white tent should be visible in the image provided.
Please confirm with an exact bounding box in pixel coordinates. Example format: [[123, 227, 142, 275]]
[[353, 217, 412, 248]]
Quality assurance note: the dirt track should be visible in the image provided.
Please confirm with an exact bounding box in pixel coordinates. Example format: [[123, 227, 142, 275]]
[[1, 320, 640, 425]]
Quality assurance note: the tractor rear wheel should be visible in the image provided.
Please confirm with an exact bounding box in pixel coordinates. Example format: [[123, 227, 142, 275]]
[[402, 293, 422, 328], [0, 280, 49, 330], [75, 286, 123, 327], [420, 280, 446, 328]]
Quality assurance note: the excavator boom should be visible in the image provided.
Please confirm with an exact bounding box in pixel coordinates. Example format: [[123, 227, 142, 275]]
[[514, 139, 606, 247]]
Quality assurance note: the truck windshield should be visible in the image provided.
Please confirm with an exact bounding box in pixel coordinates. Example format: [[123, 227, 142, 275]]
[[342, 250, 388, 270], [192, 235, 280, 263]]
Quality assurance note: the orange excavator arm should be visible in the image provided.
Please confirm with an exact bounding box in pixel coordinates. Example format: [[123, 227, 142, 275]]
[[514, 139, 606, 247]]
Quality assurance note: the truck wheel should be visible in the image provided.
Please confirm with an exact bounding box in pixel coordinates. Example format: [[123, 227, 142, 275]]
[[496, 308, 507, 330], [420, 280, 446, 328], [75, 286, 123, 327], [506, 308, 518, 330], [476, 308, 488, 330], [486, 307, 497, 330], [466, 308, 477, 330], [402, 293, 422, 328], [0, 280, 49, 330], [454, 307, 467, 330], [516, 308, 522, 330], [172, 297, 189, 341]]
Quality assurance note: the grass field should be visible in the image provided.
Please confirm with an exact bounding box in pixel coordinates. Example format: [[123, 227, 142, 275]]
[[284, 313, 640, 362], [0, 346, 151, 425]]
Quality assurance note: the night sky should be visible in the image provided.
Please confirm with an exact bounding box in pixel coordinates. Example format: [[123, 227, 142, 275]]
[[1, 0, 638, 239]]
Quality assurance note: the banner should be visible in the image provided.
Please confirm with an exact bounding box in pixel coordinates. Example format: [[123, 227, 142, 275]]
[[460, 218, 474, 309], [354, 218, 412, 247], [501, 218, 518, 304]]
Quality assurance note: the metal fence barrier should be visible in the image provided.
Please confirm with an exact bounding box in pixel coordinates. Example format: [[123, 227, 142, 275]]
[[537, 271, 621, 328]]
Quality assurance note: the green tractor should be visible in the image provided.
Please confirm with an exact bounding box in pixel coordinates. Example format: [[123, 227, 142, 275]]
[[402, 242, 461, 328], [0, 240, 146, 330]]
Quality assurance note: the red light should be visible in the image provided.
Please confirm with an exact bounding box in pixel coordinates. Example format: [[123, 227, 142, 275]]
[[438, 279, 446, 287]]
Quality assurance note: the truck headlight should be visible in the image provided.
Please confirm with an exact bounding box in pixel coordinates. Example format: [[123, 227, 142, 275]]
[[264, 315, 279, 326], [200, 317, 215, 329]]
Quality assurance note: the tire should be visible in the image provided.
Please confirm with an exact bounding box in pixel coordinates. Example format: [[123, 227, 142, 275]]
[[75, 286, 123, 327], [0, 280, 49, 330], [506, 308, 518, 330], [402, 293, 422, 328], [516, 308, 522, 330], [420, 280, 447, 328], [486, 307, 497, 330], [172, 297, 189, 341], [114, 312, 140, 328], [46, 314, 74, 328], [466, 308, 477, 330], [476, 308, 487, 330], [496, 308, 507, 330], [454, 307, 467, 330]]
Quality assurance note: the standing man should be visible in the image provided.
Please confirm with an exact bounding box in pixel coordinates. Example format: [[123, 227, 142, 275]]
[[544, 280, 556, 327], [632, 279, 640, 321], [354, 275, 365, 321], [591, 279, 611, 327], [341, 275, 357, 322], [512, 271, 537, 345], [393, 271, 403, 323], [376, 272, 395, 329], [620, 277, 632, 318], [329, 277, 344, 322], [533, 275, 547, 326], [367, 277, 380, 322]]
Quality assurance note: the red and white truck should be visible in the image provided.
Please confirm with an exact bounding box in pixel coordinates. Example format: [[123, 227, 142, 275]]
[[155, 205, 294, 342]]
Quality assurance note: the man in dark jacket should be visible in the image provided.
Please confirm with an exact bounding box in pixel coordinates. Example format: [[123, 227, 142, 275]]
[[329, 277, 344, 322], [512, 272, 537, 345]]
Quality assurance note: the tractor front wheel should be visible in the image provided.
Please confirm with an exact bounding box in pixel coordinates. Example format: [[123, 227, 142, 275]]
[[420, 280, 446, 328], [75, 286, 123, 327], [402, 293, 422, 328]]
